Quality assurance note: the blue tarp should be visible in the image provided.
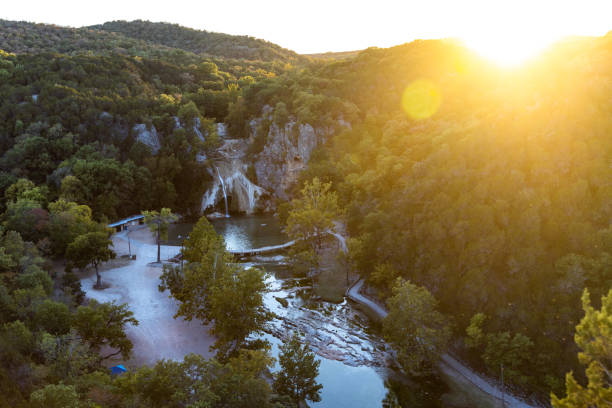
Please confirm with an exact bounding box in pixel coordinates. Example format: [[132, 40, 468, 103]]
[[110, 365, 127, 375]]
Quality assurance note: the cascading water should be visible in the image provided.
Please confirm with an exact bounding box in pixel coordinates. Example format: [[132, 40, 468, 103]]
[[216, 166, 230, 217]]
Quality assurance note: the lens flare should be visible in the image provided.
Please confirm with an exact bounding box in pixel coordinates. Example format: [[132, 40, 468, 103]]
[[401, 79, 441, 120]]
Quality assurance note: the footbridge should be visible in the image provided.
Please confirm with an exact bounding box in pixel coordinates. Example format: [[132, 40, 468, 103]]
[[229, 240, 296, 258]]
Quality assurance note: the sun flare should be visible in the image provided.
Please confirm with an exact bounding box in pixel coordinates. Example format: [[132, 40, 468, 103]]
[[462, 32, 560, 67]]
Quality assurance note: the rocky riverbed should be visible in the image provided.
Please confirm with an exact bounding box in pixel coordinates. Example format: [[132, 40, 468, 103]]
[[260, 269, 391, 368]]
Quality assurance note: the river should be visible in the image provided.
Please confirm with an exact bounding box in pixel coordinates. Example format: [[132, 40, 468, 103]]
[[168, 215, 481, 408]]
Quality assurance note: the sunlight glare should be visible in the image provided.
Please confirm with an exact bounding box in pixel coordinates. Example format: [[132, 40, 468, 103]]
[[457, 6, 573, 68], [401, 80, 441, 120], [462, 33, 559, 67]]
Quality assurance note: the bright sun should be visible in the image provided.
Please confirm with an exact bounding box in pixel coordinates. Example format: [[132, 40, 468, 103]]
[[462, 31, 560, 67]]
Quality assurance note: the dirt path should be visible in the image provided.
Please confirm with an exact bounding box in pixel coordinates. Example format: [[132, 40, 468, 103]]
[[346, 279, 539, 408], [80, 225, 216, 367]]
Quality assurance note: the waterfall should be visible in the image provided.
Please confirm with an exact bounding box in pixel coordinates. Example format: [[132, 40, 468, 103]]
[[216, 166, 230, 217]]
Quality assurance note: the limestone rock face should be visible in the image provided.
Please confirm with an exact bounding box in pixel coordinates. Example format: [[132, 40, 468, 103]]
[[132, 124, 160, 153], [251, 107, 349, 202], [199, 108, 348, 214], [254, 121, 319, 200], [216, 122, 227, 138], [173, 116, 205, 142]]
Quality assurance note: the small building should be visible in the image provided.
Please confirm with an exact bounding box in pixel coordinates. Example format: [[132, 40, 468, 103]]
[[108, 215, 145, 232]]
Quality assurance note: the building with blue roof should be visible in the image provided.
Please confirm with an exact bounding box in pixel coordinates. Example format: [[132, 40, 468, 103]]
[[108, 215, 145, 232]]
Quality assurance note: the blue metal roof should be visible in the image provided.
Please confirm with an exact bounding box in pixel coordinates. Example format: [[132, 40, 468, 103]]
[[108, 214, 144, 228], [111, 365, 127, 375]]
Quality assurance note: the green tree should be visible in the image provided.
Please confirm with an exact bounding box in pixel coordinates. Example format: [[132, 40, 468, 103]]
[[143, 208, 178, 263], [0, 320, 35, 366], [177, 101, 201, 128], [159, 216, 229, 317], [4, 199, 49, 243], [274, 332, 322, 405], [552, 288, 612, 408], [66, 231, 115, 289], [112, 354, 217, 408], [114, 351, 275, 408], [59, 175, 85, 204], [39, 332, 97, 382], [73, 300, 138, 362], [30, 383, 82, 408], [284, 178, 341, 274], [4, 178, 47, 205], [207, 265, 271, 358], [160, 216, 270, 359], [382, 278, 451, 375], [465, 313, 535, 385], [34, 299, 71, 336], [47, 199, 102, 257]]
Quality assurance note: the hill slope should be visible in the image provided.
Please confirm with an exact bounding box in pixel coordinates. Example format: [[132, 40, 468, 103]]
[[0, 19, 189, 58], [0, 19, 306, 64], [89, 20, 306, 63]]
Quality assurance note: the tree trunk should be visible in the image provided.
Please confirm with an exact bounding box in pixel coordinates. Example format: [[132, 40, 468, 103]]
[[157, 227, 161, 263], [95, 264, 101, 288]]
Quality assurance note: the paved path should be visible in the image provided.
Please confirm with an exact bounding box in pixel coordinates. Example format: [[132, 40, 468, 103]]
[[346, 278, 538, 408], [80, 226, 216, 367]]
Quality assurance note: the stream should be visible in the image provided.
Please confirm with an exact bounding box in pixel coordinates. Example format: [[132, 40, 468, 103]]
[[168, 215, 453, 408]]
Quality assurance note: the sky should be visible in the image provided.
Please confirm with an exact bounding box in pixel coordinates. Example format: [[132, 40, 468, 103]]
[[2, 0, 611, 62]]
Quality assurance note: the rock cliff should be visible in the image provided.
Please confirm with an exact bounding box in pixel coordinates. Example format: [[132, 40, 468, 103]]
[[200, 107, 348, 215], [251, 109, 349, 201]]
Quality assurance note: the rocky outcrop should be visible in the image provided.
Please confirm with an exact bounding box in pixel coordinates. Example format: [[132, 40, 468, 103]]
[[199, 108, 348, 214], [254, 121, 318, 200], [132, 123, 161, 153], [252, 112, 349, 201], [216, 122, 227, 137], [173, 116, 205, 142]]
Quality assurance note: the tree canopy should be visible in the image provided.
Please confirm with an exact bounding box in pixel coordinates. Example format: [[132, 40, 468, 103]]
[[66, 231, 115, 288], [159, 216, 271, 360], [552, 289, 612, 408]]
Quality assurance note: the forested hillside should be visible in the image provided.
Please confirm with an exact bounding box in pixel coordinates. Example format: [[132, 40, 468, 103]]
[[0, 17, 610, 406], [0, 44, 285, 222], [90, 20, 306, 64], [226, 34, 612, 397], [0, 19, 193, 60], [0, 20, 304, 407]]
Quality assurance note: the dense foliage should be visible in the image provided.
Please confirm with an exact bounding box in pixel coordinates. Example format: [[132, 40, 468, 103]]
[[238, 35, 612, 399], [0, 223, 139, 407], [552, 289, 612, 407], [0, 15, 610, 405], [0, 20, 316, 406], [159, 216, 272, 360], [0, 28, 292, 221], [91, 20, 306, 64], [274, 332, 322, 405]]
